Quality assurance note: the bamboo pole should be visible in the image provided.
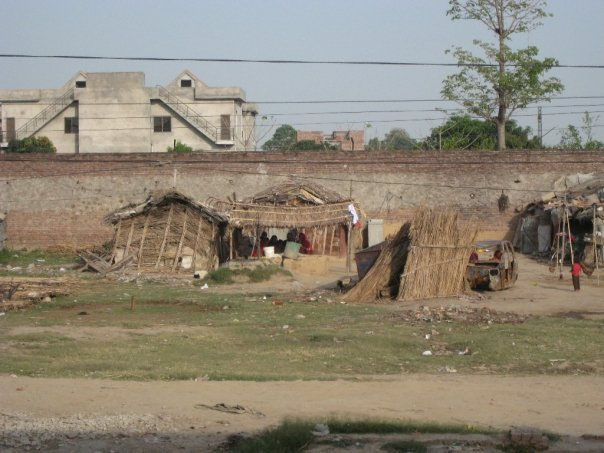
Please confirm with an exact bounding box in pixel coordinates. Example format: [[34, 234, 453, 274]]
[[312, 226, 318, 251], [124, 220, 135, 258], [172, 211, 188, 272], [321, 226, 327, 256], [566, 207, 574, 265], [191, 217, 203, 272], [137, 214, 150, 270], [595, 205, 600, 286], [560, 209, 567, 279], [111, 219, 122, 260], [329, 225, 335, 256], [229, 229, 234, 260], [346, 222, 352, 273], [155, 205, 174, 269]]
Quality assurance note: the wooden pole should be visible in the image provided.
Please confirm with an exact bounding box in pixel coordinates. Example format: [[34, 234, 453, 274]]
[[155, 205, 174, 268], [124, 220, 135, 258], [329, 225, 335, 256], [111, 219, 122, 260], [321, 226, 327, 256], [229, 229, 234, 261], [346, 222, 352, 273], [560, 208, 567, 279], [130, 295, 135, 311], [566, 207, 574, 265], [595, 205, 600, 286], [137, 214, 150, 270], [191, 217, 203, 271], [172, 211, 188, 272]]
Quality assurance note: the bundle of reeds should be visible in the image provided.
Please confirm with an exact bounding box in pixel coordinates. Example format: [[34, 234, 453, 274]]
[[343, 223, 410, 302], [397, 209, 476, 301]]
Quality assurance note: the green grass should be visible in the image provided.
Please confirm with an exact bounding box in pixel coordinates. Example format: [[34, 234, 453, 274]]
[[0, 248, 77, 268], [201, 264, 291, 285], [0, 278, 602, 380], [230, 418, 498, 453]]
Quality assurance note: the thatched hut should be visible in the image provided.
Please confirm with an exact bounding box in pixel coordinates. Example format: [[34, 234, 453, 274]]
[[106, 191, 228, 273], [211, 182, 362, 267]]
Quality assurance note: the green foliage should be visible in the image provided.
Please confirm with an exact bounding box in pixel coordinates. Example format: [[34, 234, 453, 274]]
[[230, 420, 314, 453], [167, 140, 193, 153], [442, 0, 564, 150], [423, 115, 538, 150], [7, 136, 56, 153], [367, 128, 416, 150], [201, 265, 291, 285], [262, 124, 297, 150], [0, 249, 76, 267], [559, 112, 604, 150]]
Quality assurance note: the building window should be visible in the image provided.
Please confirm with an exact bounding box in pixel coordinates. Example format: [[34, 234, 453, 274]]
[[153, 116, 171, 132], [220, 115, 231, 140], [75, 80, 87, 88], [180, 79, 192, 88], [64, 117, 79, 134]]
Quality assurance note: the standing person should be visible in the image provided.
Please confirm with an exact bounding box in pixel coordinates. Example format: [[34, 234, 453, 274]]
[[571, 261, 582, 291]]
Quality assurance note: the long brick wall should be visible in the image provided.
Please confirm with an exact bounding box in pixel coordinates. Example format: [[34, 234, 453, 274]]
[[1, 150, 603, 249]]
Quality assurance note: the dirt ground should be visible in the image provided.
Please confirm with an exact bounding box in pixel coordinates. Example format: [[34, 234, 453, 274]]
[[1, 374, 603, 451], [1, 255, 603, 451]]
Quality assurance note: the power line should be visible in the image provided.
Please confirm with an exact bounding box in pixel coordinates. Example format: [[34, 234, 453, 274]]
[[1, 53, 603, 69]]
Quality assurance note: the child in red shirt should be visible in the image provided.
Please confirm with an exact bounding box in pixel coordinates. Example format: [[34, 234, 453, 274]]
[[571, 262, 582, 291]]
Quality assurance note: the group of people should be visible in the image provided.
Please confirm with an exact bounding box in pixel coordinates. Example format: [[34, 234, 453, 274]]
[[252, 230, 313, 257]]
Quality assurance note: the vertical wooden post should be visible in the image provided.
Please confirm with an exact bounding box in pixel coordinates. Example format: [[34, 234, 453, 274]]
[[124, 220, 135, 258], [130, 295, 135, 311], [560, 208, 567, 279], [321, 226, 327, 256], [311, 226, 318, 251], [229, 229, 234, 261], [346, 222, 352, 272], [329, 225, 335, 256], [172, 211, 188, 272], [191, 217, 203, 272], [155, 205, 174, 268], [566, 207, 574, 264], [137, 214, 150, 269], [595, 205, 600, 286], [111, 219, 122, 260]]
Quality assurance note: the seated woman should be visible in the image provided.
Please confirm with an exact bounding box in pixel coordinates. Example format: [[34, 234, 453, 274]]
[[252, 232, 270, 257], [299, 232, 313, 255]]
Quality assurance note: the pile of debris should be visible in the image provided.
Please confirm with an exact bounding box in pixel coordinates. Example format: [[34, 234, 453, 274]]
[[0, 277, 72, 311], [345, 209, 477, 302], [393, 305, 530, 324]]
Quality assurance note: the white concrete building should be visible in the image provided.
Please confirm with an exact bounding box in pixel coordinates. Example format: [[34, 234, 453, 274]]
[[0, 70, 257, 153]]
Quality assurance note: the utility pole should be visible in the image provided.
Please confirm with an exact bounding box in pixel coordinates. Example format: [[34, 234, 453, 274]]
[[538, 107, 543, 148]]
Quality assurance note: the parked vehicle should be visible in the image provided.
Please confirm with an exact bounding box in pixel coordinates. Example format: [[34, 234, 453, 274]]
[[466, 240, 518, 290]]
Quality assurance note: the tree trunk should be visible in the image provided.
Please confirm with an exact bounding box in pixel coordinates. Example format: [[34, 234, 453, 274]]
[[496, 119, 506, 152]]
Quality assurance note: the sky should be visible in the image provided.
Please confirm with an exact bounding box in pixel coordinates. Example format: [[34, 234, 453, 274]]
[[1, 0, 603, 146]]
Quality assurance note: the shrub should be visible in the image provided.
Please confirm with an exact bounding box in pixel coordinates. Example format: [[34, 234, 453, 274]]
[[7, 136, 56, 153], [167, 141, 193, 153]]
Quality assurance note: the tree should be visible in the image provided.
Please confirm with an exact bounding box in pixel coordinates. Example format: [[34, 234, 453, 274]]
[[423, 115, 538, 150], [559, 112, 604, 150], [7, 136, 56, 153], [262, 124, 297, 151], [442, 0, 563, 151], [366, 128, 416, 150]]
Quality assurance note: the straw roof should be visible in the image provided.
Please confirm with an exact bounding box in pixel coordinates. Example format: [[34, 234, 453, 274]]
[[106, 191, 228, 225], [247, 181, 348, 205], [211, 199, 361, 229]]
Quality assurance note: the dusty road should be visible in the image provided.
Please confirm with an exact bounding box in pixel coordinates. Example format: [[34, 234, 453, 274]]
[[2, 375, 603, 440]]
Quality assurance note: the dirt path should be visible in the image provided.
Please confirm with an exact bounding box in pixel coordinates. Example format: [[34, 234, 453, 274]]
[[2, 375, 603, 439]]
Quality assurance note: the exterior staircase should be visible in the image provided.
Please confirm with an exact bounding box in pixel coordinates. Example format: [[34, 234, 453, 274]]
[[15, 88, 75, 140], [155, 86, 222, 144]]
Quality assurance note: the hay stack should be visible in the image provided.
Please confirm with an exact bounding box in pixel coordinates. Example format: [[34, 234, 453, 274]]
[[397, 209, 477, 301], [343, 223, 410, 302]]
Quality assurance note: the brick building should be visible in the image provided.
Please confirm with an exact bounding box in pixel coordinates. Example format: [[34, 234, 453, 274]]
[[296, 129, 365, 151]]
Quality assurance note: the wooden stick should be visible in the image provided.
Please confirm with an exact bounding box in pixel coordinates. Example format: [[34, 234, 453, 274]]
[[560, 209, 567, 279], [229, 229, 234, 260], [346, 222, 352, 272], [137, 214, 150, 270], [595, 205, 600, 286], [321, 226, 327, 256], [130, 295, 135, 311], [329, 225, 335, 256], [124, 220, 135, 258], [192, 216, 203, 271], [566, 207, 574, 264], [155, 205, 174, 269], [312, 226, 318, 251], [111, 219, 122, 260], [172, 210, 189, 272]]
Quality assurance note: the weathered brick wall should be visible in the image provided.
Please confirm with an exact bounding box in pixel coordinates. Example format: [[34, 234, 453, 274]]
[[1, 150, 603, 249]]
